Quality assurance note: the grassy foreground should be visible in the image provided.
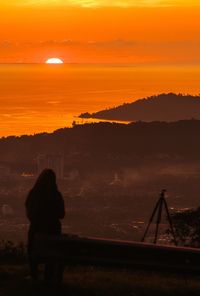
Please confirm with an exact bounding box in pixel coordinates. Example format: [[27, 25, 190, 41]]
[[1, 264, 200, 296]]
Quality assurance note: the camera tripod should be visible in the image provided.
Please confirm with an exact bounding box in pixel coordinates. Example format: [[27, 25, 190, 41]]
[[141, 190, 177, 245]]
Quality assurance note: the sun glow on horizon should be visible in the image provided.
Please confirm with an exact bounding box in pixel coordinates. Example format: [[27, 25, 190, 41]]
[[45, 58, 64, 64], [7, 0, 200, 8]]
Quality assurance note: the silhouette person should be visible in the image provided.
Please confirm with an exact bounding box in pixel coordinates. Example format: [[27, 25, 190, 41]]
[[25, 169, 65, 284]]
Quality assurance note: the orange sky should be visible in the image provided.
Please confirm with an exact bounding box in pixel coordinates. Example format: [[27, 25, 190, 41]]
[[0, 1, 200, 63]]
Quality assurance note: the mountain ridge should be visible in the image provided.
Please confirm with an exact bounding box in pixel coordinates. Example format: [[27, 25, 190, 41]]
[[1, 120, 200, 170], [79, 93, 200, 122]]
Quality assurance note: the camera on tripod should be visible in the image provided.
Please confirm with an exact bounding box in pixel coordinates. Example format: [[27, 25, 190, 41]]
[[141, 189, 177, 245]]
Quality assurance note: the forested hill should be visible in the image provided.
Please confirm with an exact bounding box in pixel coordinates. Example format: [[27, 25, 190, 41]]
[[79, 93, 200, 122], [1, 120, 200, 170]]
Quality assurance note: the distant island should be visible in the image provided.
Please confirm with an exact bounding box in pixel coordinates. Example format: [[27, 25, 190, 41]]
[[79, 93, 200, 122]]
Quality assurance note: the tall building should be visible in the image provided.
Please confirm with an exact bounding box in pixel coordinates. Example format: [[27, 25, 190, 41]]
[[37, 154, 64, 179]]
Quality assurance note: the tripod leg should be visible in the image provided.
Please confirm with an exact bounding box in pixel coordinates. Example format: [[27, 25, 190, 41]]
[[154, 200, 163, 244], [163, 199, 177, 246], [141, 198, 161, 242]]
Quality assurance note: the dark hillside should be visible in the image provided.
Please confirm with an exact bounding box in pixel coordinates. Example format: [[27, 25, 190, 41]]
[[80, 93, 200, 122], [1, 120, 200, 171]]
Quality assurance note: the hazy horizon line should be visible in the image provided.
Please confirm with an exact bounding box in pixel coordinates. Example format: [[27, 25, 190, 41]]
[[1, 62, 200, 67]]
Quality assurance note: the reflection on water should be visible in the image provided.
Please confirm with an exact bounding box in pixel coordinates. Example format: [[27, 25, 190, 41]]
[[1, 64, 200, 137]]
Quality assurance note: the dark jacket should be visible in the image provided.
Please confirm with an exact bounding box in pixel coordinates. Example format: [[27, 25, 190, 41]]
[[25, 189, 65, 235]]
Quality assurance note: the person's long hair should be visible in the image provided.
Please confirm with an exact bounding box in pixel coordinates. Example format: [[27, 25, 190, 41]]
[[31, 169, 58, 196], [25, 169, 59, 219], [26, 169, 62, 222]]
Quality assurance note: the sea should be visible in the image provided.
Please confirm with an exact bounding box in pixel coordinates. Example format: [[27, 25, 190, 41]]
[[1, 63, 200, 243], [1, 63, 200, 137]]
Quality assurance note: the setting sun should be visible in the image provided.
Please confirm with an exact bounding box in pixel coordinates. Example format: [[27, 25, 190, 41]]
[[45, 58, 64, 64]]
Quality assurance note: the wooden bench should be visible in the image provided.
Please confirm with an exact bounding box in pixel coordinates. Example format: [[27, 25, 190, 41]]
[[32, 234, 200, 274]]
